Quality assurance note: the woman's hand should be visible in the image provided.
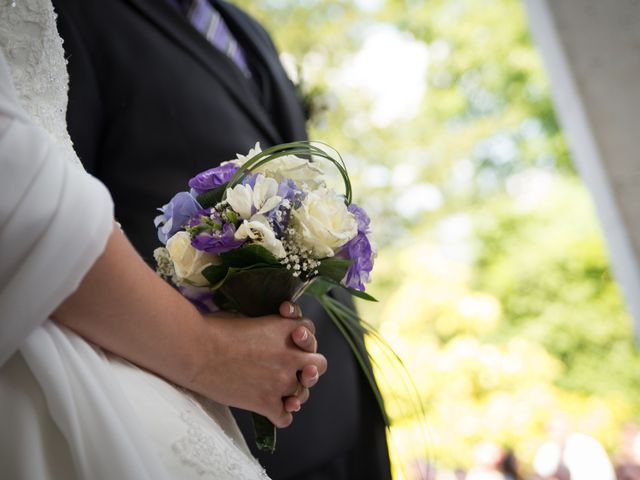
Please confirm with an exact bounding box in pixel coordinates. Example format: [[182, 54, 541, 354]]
[[280, 301, 321, 415], [187, 301, 327, 428]]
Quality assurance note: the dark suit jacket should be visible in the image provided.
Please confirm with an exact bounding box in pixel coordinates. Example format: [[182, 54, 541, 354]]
[[53, 1, 391, 478]]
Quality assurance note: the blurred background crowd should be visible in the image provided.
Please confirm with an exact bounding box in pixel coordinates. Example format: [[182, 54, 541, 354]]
[[235, 0, 640, 478]]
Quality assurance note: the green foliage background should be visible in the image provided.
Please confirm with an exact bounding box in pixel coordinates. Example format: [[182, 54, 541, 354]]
[[233, 0, 640, 475]]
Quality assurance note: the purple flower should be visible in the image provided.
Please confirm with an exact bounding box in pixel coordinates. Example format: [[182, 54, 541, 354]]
[[179, 285, 219, 314], [191, 222, 245, 254], [186, 208, 217, 228], [154, 191, 201, 244], [339, 203, 374, 291], [188, 163, 239, 194], [341, 233, 374, 291], [239, 172, 260, 189], [348, 203, 370, 234], [266, 179, 303, 236], [278, 178, 303, 204]]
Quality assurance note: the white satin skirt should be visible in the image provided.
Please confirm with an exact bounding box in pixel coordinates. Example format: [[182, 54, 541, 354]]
[[0, 323, 269, 480]]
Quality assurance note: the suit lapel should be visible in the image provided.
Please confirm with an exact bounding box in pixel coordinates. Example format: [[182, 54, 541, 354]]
[[124, 0, 282, 145], [215, 0, 308, 143]]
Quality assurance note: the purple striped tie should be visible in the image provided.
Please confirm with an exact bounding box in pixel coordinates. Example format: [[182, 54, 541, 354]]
[[176, 0, 252, 78]]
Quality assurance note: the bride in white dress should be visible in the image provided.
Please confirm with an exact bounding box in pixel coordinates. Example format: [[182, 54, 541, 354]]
[[0, 1, 326, 478]]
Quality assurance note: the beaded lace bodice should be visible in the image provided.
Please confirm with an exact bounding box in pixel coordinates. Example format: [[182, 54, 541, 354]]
[[0, 0, 81, 167]]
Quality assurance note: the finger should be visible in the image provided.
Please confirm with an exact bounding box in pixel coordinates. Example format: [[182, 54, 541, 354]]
[[274, 410, 294, 429], [291, 325, 317, 353], [296, 386, 310, 405], [283, 396, 302, 413], [279, 301, 302, 319], [311, 352, 328, 376], [294, 352, 327, 377], [298, 364, 319, 389], [283, 383, 310, 411], [299, 318, 316, 336]]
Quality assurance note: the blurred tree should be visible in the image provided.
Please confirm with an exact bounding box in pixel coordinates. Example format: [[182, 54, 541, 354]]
[[472, 179, 640, 400], [231, 0, 640, 475]]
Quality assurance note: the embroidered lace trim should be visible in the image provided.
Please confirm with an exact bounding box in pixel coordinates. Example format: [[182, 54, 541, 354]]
[[172, 410, 269, 480], [0, 0, 82, 168]]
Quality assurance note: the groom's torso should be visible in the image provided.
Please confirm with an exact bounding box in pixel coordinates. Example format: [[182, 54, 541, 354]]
[[55, 0, 305, 260], [53, 1, 391, 479]]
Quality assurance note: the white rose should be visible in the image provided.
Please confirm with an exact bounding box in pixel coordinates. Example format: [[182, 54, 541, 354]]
[[291, 187, 357, 258], [227, 142, 324, 187], [234, 215, 286, 258], [166, 231, 220, 286], [226, 174, 282, 220], [254, 155, 323, 187]]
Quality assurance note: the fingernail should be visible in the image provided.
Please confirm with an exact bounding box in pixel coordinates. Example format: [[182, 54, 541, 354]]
[[288, 303, 295, 316], [300, 328, 308, 342]]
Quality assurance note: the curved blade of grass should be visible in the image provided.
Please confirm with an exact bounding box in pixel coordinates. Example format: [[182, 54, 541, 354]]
[[317, 294, 389, 426], [323, 295, 434, 477], [226, 141, 352, 204]]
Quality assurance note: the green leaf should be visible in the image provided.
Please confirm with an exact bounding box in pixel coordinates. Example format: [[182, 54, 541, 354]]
[[346, 288, 378, 302], [317, 258, 352, 283], [196, 184, 227, 209], [252, 413, 276, 453], [220, 244, 280, 268], [304, 276, 339, 298], [201, 264, 229, 288], [218, 267, 302, 317], [304, 276, 377, 303]]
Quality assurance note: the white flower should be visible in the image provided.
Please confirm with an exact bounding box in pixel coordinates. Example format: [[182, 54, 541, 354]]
[[166, 231, 220, 286], [234, 142, 263, 165], [291, 187, 358, 258], [234, 215, 286, 258], [220, 142, 264, 168], [226, 142, 324, 187], [255, 155, 324, 187], [225, 174, 282, 220]]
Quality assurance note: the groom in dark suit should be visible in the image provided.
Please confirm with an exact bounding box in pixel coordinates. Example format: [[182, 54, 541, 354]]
[[53, 0, 391, 478]]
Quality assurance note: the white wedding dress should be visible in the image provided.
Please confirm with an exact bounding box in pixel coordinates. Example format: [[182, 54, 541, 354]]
[[0, 1, 269, 478]]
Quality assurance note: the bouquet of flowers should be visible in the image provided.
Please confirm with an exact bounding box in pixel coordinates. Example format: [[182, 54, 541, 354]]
[[153, 141, 384, 452]]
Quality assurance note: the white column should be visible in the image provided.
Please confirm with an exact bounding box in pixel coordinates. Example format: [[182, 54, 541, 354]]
[[523, 0, 640, 339]]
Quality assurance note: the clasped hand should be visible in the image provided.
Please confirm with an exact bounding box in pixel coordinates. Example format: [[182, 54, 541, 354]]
[[189, 301, 327, 428]]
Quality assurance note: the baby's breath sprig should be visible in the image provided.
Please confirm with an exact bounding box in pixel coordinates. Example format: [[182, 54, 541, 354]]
[[153, 247, 178, 284], [281, 227, 320, 280]]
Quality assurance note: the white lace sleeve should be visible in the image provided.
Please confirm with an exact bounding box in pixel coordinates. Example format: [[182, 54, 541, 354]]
[[0, 0, 82, 168]]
